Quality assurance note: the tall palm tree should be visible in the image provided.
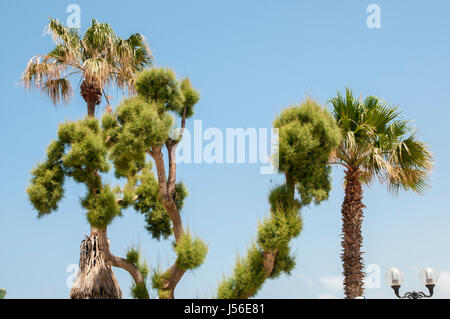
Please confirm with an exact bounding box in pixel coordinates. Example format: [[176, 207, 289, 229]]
[[23, 18, 152, 117], [23, 18, 152, 299], [329, 88, 433, 299]]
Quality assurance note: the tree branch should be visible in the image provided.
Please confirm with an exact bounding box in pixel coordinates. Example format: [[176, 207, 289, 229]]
[[107, 253, 148, 298], [166, 106, 187, 196], [166, 140, 177, 196], [262, 250, 278, 279], [159, 264, 186, 299], [175, 106, 187, 145], [152, 138, 186, 298], [151, 145, 168, 198]]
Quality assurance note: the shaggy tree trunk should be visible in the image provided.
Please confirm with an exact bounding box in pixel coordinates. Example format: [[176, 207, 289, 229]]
[[70, 81, 126, 299], [80, 80, 102, 118], [70, 227, 122, 299], [341, 168, 365, 299]]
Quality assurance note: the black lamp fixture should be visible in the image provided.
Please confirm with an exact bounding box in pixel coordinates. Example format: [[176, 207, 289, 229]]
[[386, 267, 439, 299]]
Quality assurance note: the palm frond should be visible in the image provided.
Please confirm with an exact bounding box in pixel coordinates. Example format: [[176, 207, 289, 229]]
[[24, 17, 153, 108], [47, 44, 82, 69], [82, 19, 116, 58], [83, 58, 113, 87], [42, 78, 73, 105], [46, 18, 81, 48], [330, 87, 433, 194], [23, 56, 64, 90]]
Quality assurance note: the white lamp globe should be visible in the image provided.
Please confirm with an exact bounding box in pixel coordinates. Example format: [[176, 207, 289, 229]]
[[420, 267, 438, 286], [386, 267, 403, 286]]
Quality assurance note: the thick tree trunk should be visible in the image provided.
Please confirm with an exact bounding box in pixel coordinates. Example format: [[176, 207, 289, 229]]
[[71, 81, 126, 299], [70, 227, 122, 299], [341, 169, 365, 299]]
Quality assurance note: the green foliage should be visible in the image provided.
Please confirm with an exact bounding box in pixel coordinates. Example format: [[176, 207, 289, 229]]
[[173, 182, 189, 211], [99, 69, 198, 239], [134, 68, 200, 118], [180, 78, 200, 118], [269, 244, 296, 278], [132, 167, 159, 211], [28, 62, 203, 298], [28, 118, 122, 227], [218, 99, 340, 299], [143, 204, 172, 240], [151, 269, 173, 298], [100, 67, 198, 239], [27, 139, 66, 216], [0, 288, 6, 299], [27, 160, 65, 217], [151, 269, 171, 290], [217, 244, 266, 299], [58, 118, 110, 186], [126, 246, 150, 299], [83, 185, 121, 228], [217, 191, 302, 299], [133, 167, 172, 240], [131, 281, 148, 299], [105, 96, 173, 177], [28, 118, 113, 220], [126, 247, 140, 265], [268, 185, 300, 213], [274, 99, 341, 206], [257, 207, 302, 251], [135, 68, 184, 114], [174, 232, 208, 271]]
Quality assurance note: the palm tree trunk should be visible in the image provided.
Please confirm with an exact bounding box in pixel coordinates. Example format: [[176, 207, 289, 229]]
[[70, 85, 123, 299], [341, 168, 365, 299], [80, 79, 101, 118], [70, 227, 122, 299], [87, 101, 96, 118]]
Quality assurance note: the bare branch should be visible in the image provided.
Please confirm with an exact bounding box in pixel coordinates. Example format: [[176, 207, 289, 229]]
[[107, 253, 149, 299]]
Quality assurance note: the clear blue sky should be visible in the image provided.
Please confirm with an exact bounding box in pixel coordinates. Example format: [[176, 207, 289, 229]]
[[1, 0, 450, 299]]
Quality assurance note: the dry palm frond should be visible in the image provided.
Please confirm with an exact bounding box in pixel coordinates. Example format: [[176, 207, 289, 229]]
[[42, 78, 73, 105], [23, 17, 153, 107]]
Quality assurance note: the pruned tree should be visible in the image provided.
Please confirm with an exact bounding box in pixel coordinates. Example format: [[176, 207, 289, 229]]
[[102, 67, 207, 299], [26, 117, 155, 298], [217, 100, 341, 298], [23, 17, 152, 299]]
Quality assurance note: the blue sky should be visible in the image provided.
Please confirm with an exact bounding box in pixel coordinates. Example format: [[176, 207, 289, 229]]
[[1, 0, 450, 299]]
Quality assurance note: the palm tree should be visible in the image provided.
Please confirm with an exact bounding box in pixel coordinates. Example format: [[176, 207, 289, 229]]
[[23, 18, 152, 299], [23, 18, 152, 117], [329, 88, 433, 299]]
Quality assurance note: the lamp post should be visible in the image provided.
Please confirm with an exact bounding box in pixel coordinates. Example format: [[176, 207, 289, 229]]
[[386, 267, 438, 299]]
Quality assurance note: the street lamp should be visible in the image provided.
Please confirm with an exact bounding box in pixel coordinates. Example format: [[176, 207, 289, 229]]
[[386, 267, 438, 299]]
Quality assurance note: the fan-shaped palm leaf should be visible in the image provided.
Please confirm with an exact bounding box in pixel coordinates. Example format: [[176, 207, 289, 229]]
[[329, 87, 433, 299]]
